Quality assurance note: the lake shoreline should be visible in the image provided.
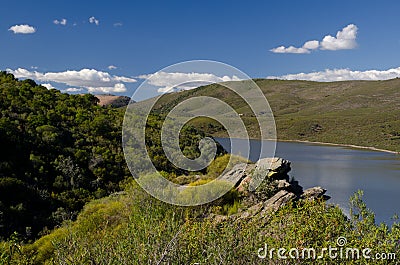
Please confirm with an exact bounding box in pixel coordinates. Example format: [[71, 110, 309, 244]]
[[279, 139, 399, 155], [215, 136, 399, 154]]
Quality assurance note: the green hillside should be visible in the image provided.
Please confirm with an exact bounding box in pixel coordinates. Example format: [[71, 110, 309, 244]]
[[153, 78, 400, 152], [0, 72, 222, 240]]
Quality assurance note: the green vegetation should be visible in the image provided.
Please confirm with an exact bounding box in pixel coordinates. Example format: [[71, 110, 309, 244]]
[[2, 182, 398, 264], [153, 78, 400, 152], [0, 71, 129, 240], [0, 72, 224, 240]]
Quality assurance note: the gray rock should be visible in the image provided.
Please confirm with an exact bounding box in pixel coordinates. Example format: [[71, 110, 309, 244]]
[[243, 157, 291, 193], [254, 157, 291, 181], [276, 179, 291, 189], [258, 157, 291, 174], [301, 186, 329, 200], [219, 163, 247, 187], [208, 158, 330, 223], [261, 190, 296, 214]]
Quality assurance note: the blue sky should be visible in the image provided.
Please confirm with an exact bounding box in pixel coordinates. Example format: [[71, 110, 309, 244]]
[[2, 0, 400, 99]]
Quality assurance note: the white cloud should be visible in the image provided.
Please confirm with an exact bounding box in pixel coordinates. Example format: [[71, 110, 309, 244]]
[[138, 71, 242, 93], [113, 22, 123, 27], [41, 83, 55, 90], [320, 24, 358, 50], [108, 65, 117, 70], [89, 16, 99, 26], [8, 24, 36, 34], [303, 40, 320, 50], [54, 19, 67, 26], [267, 67, 400, 82], [270, 24, 357, 54], [7, 68, 136, 93], [270, 46, 310, 54], [87, 83, 126, 93], [63, 87, 83, 92]]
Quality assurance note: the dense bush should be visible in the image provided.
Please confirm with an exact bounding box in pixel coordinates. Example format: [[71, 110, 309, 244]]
[[0, 71, 224, 240]]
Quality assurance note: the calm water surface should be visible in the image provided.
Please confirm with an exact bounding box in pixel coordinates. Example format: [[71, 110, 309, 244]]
[[216, 138, 400, 224]]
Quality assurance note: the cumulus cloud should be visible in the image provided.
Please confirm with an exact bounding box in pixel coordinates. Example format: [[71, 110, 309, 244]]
[[113, 22, 123, 27], [89, 16, 99, 26], [303, 40, 320, 50], [53, 19, 67, 26], [270, 24, 357, 54], [7, 68, 136, 93], [267, 67, 400, 82], [320, 24, 358, 50], [108, 65, 117, 70], [138, 71, 242, 93], [8, 24, 36, 34]]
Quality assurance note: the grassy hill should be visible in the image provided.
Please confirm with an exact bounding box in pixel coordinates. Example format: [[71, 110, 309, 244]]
[[152, 78, 400, 152]]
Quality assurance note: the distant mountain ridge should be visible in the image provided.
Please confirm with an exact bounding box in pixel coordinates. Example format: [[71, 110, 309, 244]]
[[95, 94, 132, 107], [153, 78, 400, 152]]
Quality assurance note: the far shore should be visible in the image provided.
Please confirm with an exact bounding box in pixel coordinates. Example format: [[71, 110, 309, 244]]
[[215, 136, 399, 155], [279, 139, 399, 155]]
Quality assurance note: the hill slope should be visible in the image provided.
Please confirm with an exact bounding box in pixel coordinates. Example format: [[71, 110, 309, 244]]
[[152, 78, 400, 152], [95, 94, 131, 107]]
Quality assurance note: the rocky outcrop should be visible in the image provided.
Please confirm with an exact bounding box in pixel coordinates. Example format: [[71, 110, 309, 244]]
[[212, 157, 330, 221], [219, 163, 247, 187]]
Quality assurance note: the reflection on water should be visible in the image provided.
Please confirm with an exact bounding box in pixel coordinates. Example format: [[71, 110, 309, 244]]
[[216, 138, 400, 224]]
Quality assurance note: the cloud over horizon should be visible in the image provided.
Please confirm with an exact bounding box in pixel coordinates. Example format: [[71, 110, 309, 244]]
[[270, 24, 358, 54], [267, 67, 400, 81], [8, 24, 36, 34], [138, 71, 242, 93], [7, 68, 136, 93]]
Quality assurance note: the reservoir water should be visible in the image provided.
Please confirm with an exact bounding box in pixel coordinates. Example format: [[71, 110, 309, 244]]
[[216, 138, 400, 224]]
